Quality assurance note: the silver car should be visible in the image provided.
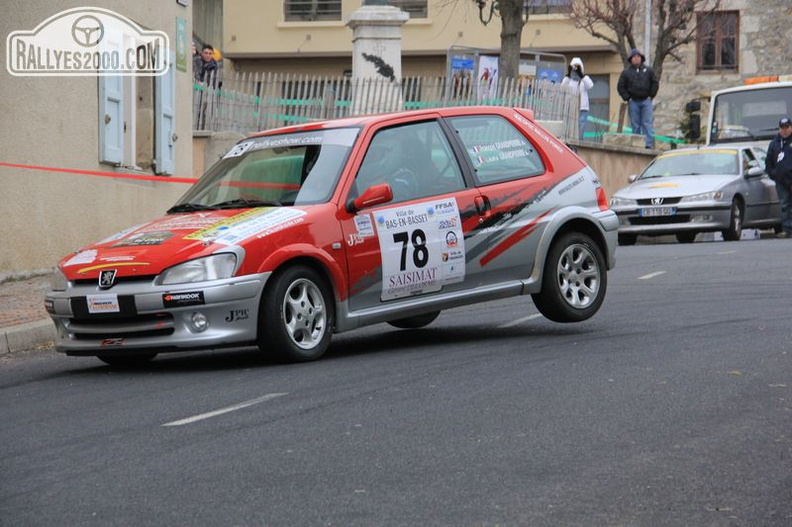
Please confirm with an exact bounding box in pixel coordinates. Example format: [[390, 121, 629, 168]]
[[610, 146, 780, 245]]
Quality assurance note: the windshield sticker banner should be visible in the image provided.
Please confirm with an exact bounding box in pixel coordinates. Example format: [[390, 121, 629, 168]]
[[376, 198, 465, 301], [184, 208, 306, 245]]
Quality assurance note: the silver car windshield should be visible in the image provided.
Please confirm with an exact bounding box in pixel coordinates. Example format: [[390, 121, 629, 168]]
[[640, 151, 739, 179], [171, 128, 359, 212]]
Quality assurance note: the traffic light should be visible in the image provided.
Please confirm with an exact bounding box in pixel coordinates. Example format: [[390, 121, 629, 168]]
[[684, 100, 701, 141]]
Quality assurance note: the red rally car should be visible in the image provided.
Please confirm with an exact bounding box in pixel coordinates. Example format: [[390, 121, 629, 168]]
[[46, 106, 618, 365]]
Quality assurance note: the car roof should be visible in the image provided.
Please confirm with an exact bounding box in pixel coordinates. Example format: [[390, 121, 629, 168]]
[[247, 106, 527, 138]]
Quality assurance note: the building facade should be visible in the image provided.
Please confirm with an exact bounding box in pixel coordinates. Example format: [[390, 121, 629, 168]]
[[1, 0, 194, 274], [221, 0, 792, 143]]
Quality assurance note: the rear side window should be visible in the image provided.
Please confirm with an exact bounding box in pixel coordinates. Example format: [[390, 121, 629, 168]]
[[448, 115, 545, 185]]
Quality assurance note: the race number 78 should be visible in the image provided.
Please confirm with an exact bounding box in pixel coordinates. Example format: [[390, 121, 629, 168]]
[[392, 229, 428, 271]]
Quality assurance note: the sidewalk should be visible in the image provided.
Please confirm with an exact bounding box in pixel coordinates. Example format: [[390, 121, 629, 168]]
[[0, 274, 56, 355]]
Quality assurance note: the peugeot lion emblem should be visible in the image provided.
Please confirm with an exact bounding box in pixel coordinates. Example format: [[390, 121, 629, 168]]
[[99, 269, 117, 289], [651, 197, 664, 205]]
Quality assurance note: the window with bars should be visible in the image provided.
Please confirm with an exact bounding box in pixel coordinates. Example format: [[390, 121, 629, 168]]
[[389, 0, 427, 18], [284, 0, 342, 22], [697, 11, 739, 72], [524, 0, 573, 15]]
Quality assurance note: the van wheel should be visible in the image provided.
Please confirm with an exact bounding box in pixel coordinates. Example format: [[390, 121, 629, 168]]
[[532, 232, 607, 323], [387, 311, 440, 329], [258, 265, 333, 362]]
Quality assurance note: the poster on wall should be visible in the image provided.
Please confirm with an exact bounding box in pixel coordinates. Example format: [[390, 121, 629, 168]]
[[477, 55, 499, 99], [450, 55, 475, 98]]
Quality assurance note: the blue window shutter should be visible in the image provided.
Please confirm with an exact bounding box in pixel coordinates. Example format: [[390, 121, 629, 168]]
[[155, 55, 176, 175], [98, 76, 124, 164]]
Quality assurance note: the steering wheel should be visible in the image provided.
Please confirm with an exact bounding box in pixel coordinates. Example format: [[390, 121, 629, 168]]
[[390, 168, 419, 201]]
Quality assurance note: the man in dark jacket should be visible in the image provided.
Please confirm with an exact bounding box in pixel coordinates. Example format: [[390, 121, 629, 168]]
[[765, 117, 792, 237], [617, 48, 659, 149], [193, 44, 218, 85]]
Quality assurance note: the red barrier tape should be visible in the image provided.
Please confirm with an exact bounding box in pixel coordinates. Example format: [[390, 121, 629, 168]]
[[0, 162, 198, 184]]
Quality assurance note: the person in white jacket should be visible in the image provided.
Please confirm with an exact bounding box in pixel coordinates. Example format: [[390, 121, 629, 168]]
[[561, 57, 594, 141]]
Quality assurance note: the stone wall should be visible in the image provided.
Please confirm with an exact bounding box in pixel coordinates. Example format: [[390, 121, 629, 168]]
[[651, 0, 792, 140]]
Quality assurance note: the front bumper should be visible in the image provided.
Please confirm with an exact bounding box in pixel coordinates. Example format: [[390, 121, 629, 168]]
[[613, 203, 731, 235], [46, 272, 270, 356]]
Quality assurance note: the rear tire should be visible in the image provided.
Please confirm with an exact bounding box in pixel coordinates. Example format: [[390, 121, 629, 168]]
[[532, 232, 607, 323], [258, 265, 334, 362], [618, 234, 637, 246], [97, 353, 157, 367], [387, 311, 440, 329]]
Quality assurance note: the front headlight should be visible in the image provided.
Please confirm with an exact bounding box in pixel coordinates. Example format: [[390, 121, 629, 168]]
[[50, 268, 68, 292], [680, 190, 724, 203], [610, 196, 636, 207], [157, 254, 238, 285]]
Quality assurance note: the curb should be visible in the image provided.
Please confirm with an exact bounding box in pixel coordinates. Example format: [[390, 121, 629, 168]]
[[0, 319, 56, 355]]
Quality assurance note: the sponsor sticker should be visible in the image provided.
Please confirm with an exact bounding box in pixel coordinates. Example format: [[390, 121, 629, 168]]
[[112, 231, 173, 247], [162, 291, 205, 307], [87, 294, 120, 314], [375, 197, 465, 301], [64, 249, 97, 266]]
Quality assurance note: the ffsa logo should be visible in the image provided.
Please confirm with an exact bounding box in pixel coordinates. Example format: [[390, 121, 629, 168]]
[[6, 7, 169, 76]]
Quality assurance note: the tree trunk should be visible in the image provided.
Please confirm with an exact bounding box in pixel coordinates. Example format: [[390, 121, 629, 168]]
[[498, 0, 525, 81]]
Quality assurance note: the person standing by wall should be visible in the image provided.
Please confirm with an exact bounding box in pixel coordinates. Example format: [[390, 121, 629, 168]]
[[561, 57, 594, 141], [193, 44, 218, 84], [617, 49, 659, 149], [765, 117, 792, 238]]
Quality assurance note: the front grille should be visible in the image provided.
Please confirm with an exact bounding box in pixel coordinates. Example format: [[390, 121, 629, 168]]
[[629, 215, 691, 225], [66, 313, 175, 341], [73, 275, 156, 286], [637, 198, 682, 205]]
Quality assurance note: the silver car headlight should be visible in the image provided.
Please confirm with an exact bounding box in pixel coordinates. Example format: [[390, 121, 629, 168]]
[[680, 190, 724, 202], [157, 254, 238, 285], [50, 268, 68, 291], [610, 196, 636, 207]]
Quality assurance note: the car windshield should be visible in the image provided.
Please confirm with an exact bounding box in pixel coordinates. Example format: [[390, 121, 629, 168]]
[[639, 150, 739, 179], [170, 128, 359, 212], [710, 86, 792, 144]]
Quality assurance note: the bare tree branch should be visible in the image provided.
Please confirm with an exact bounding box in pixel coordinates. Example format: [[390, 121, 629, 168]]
[[569, 0, 722, 80]]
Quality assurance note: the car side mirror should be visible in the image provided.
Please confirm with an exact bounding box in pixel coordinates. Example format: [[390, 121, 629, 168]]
[[346, 183, 393, 213], [746, 166, 765, 177], [628, 174, 638, 183]]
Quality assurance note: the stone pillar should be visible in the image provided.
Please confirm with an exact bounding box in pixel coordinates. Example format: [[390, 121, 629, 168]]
[[346, 2, 409, 115]]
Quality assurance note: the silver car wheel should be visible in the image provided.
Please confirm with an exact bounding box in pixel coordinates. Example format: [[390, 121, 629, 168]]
[[556, 243, 600, 309], [282, 278, 327, 350]]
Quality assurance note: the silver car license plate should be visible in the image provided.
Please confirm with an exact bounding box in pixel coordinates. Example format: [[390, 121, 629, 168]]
[[639, 206, 677, 217]]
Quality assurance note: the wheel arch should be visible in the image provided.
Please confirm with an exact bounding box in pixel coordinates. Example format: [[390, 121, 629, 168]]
[[257, 246, 346, 308], [529, 214, 612, 291]]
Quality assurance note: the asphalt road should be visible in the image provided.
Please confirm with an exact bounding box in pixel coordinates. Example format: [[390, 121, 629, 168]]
[[1, 239, 791, 526]]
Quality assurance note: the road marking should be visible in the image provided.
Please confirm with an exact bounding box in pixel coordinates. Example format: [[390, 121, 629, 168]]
[[498, 314, 542, 328], [638, 271, 666, 280], [162, 393, 288, 427], [717, 250, 737, 255]]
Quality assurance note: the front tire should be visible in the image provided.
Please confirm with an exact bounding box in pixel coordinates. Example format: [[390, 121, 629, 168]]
[[722, 199, 744, 241], [258, 265, 334, 362], [676, 232, 697, 243], [532, 232, 607, 323]]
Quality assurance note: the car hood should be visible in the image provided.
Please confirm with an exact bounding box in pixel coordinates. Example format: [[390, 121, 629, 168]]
[[59, 207, 308, 281], [614, 174, 737, 199]]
